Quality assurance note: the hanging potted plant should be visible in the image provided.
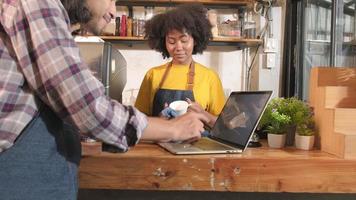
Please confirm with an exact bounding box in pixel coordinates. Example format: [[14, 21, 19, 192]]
[[295, 120, 316, 150], [263, 109, 291, 148]]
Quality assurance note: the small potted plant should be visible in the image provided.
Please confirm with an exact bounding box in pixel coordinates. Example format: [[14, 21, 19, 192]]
[[295, 120, 315, 150], [263, 109, 291, 148], [259, 97, 314, 148]]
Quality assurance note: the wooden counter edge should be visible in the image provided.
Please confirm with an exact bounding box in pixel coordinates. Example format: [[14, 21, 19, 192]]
[[79, 143, 356, 193]]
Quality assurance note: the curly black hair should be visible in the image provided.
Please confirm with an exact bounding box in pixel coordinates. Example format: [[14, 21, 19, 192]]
[[144, 4, 213, 59], [60, 0, 92, 25]]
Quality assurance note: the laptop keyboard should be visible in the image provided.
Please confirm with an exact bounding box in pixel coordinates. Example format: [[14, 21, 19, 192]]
[[188, 138, 236, 150]]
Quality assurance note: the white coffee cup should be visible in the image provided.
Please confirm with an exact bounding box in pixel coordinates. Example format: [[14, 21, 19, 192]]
[[169, 100, 190, 116]]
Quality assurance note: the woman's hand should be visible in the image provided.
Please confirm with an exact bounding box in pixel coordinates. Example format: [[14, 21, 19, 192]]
[[186, 98, 217, 128], [158, 103, 169, 119], [160, 102, 181, 119], [186, 98, 205, 113]]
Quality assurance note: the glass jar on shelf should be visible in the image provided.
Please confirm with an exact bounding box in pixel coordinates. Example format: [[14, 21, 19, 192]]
[[242, 11, 256, 39], [133, 18, 145, 37], [145, 6, 154, 20], [218, 20, 241, 37], [207, 9, 219, 37]]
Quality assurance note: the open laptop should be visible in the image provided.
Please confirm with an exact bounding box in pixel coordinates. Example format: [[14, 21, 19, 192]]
[[158, 91, 273, 155]]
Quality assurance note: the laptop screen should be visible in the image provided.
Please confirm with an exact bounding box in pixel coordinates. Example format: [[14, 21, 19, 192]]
[[210, 91, 272, 149]]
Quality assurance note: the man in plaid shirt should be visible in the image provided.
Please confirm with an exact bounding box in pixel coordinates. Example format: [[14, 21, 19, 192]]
[[0, 0, 208, 199]]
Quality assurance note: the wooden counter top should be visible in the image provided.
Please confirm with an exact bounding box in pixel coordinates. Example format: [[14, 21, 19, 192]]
[[79, 141, 356, 193]]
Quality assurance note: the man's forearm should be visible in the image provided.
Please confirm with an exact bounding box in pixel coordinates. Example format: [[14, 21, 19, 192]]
[[141, 117, 175, 142], [140, 112, 208, 143]]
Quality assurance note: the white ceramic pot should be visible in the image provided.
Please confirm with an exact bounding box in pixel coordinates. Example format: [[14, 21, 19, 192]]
[[295, 134, 315, 150], [267, 134, 286, 148]]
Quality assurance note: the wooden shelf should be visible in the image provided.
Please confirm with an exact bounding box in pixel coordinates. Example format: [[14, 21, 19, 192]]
[[99, 36, 262, 47], [112, 0, 258, 46], [116, 0, 252, 7], [100, 36, 144, 41], [211, 36, 262, 46]]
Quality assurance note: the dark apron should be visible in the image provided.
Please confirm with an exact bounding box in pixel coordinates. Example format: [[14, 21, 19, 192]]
[[152, 61, 196, 116], [0, 102, 81, 200]]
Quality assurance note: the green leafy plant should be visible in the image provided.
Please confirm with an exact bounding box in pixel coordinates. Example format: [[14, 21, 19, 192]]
[[265, 110, 291, 134], [259, 97, 314, 135], [296, 119, 315, 136]]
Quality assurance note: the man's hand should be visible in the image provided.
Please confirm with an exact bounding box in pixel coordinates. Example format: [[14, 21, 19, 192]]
[[142, 112, 209, 142], [169, 112, 209, 142]]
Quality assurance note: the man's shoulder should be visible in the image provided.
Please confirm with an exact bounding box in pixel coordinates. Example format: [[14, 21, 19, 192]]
[[21, 0, 65, 17]]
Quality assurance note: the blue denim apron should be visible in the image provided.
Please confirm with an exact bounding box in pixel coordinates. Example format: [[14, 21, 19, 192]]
[[152, 61, 195, 116], [0, 103, 81, 200]]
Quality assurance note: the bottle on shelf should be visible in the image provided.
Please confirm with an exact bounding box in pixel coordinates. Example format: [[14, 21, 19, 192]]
[[133, 18, 145, 37], [115, 16, 120, 36], [126, 17, 132, 37], [138, 19, 145, 37], [120, 15, 127, 37]]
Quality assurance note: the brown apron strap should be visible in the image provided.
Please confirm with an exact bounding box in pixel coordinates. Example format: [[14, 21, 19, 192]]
[[186, 61, 195, 90], [157, 61, 195, 90]]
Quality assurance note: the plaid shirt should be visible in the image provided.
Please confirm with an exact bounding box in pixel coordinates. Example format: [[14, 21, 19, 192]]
[[0, 0, 147, 153]]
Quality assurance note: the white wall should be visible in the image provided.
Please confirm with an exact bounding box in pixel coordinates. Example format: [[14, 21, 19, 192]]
[[255, 6, 284, 98]]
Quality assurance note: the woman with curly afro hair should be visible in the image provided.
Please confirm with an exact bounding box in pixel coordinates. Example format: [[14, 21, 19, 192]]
[[135, 4, 226, 128]]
